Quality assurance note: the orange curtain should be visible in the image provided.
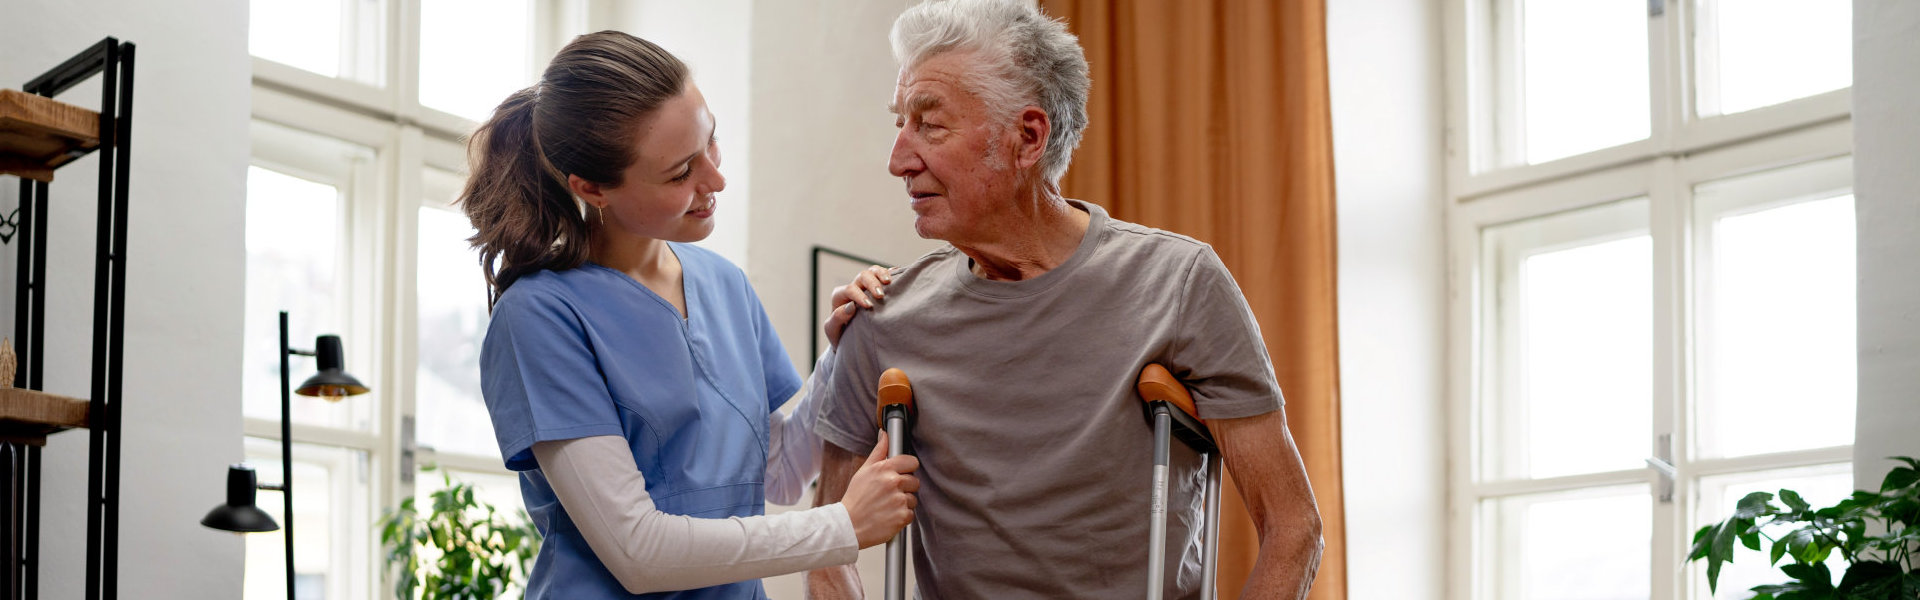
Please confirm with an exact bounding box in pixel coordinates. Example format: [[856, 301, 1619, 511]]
[[1037, 1, 1345, 598]]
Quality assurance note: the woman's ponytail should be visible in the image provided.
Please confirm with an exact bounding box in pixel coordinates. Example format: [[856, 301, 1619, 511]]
[[461, 87, 588, 305]]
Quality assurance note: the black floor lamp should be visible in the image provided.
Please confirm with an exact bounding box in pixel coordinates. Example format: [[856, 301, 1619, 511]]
[[201, 311, 369, 600]]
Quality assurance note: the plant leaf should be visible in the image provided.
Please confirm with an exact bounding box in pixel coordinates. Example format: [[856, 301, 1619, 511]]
[[1737, 491, 1778, 519], [1690, 524, 1718, 561], [1781, 562, 1834, 591], [1780, 489, 1811, 512], [1836, 560, 1901, 593], [1883, 466, 1919, 493]]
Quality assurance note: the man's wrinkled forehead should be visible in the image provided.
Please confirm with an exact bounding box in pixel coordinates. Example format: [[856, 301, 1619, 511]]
[[888, 52, 979, 115], [888, 90, 943, 117]]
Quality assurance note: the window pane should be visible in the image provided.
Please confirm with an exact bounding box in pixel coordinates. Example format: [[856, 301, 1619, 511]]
[[1696, 195, 1856, 458], [416, 204, 498, 458], [250, 0, 341, 76], [1695, 0, 1851, 117], [1484, 486, 1651, 599], [1519, 0, 1650, 163], [243, 438, 373, 600], [1693, 464, 1853, 600], [1483, 199, 1652, 480], [246, 166, 369, 431], [419, 0, 536, 121], [1523, 237, 1652, 477], [249, 0, 386, 85]]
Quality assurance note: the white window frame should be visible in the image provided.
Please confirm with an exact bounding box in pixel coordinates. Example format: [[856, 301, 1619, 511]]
[[1443, 0, 1856, 598], [244, 1, 590, 596]]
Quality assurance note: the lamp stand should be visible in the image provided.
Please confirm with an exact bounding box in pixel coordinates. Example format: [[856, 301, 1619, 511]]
[[278, 311, 295, 600]]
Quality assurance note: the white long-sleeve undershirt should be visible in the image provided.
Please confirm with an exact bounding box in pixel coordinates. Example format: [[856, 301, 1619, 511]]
[[765, 347, 836, 505], [528, 348, 855, 594]]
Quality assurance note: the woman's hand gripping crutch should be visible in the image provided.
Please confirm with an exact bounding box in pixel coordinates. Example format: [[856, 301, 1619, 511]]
[[1138, 364, 1223, 600]]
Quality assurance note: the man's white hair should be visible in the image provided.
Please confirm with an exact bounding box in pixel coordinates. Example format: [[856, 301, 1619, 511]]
[[891, 0, 1091, 185]]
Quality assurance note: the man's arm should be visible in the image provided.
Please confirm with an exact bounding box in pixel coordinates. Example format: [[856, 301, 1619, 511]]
[[805, 440, 869, 599], [1211, 409, 1323, 599]]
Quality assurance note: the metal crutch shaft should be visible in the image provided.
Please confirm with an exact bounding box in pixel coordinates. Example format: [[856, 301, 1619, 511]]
[[1147, 406, 1173, 600], [1200, 452, 1223, 600], [1138, 364, 1222, 600], [877, 369, 916, 600]]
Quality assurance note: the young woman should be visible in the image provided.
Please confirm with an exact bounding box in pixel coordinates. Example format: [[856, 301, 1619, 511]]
[[462, 31, 916, 599]]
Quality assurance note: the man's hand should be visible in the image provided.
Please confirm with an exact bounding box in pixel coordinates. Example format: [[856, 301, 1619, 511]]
[[1211, 409, 1323, 599], [805, 440, 871, 599]]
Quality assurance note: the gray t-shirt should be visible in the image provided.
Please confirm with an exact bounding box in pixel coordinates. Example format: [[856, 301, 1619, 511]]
[[813, 201, 1285, 600]]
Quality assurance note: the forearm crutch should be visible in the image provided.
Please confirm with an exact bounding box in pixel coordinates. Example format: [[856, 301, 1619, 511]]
[[1138, 364, 1222, 600], [877, 368, 916, 600]]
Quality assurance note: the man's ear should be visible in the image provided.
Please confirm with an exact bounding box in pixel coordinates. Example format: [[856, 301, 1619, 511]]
[[1015, 106, 1051, 170], [567, 174, 606, 209]]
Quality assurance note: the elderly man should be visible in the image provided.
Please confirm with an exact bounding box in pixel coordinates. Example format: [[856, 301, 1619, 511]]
[[806, 1, 1323, 598]]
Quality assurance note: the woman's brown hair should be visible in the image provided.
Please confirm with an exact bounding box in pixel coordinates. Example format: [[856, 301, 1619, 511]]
[[461, 31, 690, 305]]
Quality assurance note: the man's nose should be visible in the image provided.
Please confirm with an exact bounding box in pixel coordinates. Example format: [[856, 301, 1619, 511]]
[[888, 129, 922, 178]]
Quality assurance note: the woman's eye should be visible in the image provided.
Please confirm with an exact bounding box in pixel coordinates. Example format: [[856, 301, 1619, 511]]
[[670, 166, 693, 183]]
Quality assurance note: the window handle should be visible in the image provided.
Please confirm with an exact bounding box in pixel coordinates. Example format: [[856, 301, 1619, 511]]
[[1644, 456, 1677, 478], [1647, 433, 1676, 503]]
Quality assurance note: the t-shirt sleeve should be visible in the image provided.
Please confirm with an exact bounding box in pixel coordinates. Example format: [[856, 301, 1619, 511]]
[[746, 280, 803, 414], [810, 315, 881, 455], [1167, 246, 1286, 420], [481, 286, 625, 471]]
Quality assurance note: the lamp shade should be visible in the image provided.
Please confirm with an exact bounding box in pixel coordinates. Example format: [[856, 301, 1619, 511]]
[[295, 335, 369, 399], [201, 465, 280, 533]]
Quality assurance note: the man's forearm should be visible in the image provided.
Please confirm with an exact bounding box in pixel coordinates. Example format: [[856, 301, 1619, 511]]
[[1212, 409, 1324, 600], [805, 440, 868, 600], [1240, 512, 1323, 599]]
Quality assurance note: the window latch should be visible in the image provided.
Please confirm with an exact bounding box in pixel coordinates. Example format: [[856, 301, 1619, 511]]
[[1646, 434, 1676, 503]]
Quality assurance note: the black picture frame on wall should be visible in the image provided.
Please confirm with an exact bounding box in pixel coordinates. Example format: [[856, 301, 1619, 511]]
[[808, 245, 890, 370]]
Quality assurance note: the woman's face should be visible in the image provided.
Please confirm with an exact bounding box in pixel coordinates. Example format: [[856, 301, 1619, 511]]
[[581, 82, 724, 244]]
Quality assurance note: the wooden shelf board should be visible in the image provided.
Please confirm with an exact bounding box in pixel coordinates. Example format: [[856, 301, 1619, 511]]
[[0, 387, 90, 445], [0, 89, 101, 183]]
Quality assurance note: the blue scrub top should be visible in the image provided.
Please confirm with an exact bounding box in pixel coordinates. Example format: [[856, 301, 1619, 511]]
[[480, 243, 803, 600]]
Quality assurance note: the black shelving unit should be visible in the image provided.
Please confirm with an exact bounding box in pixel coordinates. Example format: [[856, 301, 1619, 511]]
[[2, 37, 134, 600]]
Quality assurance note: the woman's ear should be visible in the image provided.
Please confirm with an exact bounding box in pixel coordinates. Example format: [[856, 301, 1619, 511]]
[[567, 174, 607, 209]]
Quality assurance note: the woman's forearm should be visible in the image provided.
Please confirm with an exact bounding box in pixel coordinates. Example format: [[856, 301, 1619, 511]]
[[533, 435, 858, 593]]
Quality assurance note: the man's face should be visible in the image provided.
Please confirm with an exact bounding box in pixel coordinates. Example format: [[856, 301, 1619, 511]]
[[888, 52, 1020, 243]]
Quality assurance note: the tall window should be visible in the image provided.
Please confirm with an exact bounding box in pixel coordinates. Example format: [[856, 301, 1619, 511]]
[[243, 1, 580, 597], [1447, 0, 1855, 598]]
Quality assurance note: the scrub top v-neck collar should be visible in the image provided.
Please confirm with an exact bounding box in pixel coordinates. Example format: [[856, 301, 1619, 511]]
[[583, 247, 697, 323], [584, 246, 764, 447]]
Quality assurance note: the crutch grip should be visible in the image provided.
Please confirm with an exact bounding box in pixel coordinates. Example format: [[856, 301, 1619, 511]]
[[877, 368, 915, 424], [1137, 364, 1217, 455], [1136, 364, 1201, 423]]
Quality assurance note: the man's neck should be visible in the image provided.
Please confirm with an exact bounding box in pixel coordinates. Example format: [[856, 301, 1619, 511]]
[[954, 187, 1091, 282]]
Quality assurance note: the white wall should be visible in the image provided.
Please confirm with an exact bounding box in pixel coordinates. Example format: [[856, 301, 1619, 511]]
[[597, 0, 758, 268], [745, 0, 934, 596], [745, 0, 941, 377], [1326, 0, 1450, 598], [1851, 0, 1920, 488], [0, 0, 250, 597]]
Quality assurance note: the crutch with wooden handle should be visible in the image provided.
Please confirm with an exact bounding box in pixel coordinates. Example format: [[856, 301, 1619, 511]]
[[876, 368, 916, 600], [1138, 363, 1223, 600]]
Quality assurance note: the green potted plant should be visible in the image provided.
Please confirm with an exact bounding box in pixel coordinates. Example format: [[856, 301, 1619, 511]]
[[1687, 456, 1920, 599], [379, 467, 541, 599]]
